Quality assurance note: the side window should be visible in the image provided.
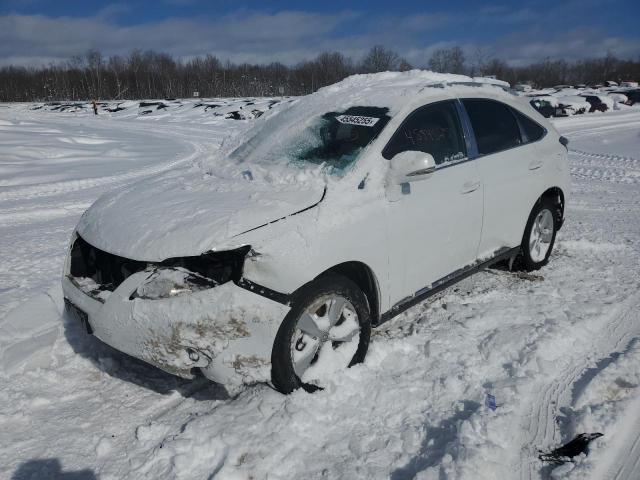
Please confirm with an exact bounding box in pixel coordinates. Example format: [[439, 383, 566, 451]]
[[462, 99, 522, 155], [511, 108, 545, 143], [382, 101, 466, 165]]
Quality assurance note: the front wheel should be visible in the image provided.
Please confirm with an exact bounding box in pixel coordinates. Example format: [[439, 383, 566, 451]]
[[519, 198, 558, 271], [271, 274, 371, 394]]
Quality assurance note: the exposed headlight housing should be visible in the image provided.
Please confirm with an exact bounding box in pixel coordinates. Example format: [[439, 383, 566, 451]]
[[131, 246, 251, 300], [132, 267, 217, 300], [69, 233, 251, 301]]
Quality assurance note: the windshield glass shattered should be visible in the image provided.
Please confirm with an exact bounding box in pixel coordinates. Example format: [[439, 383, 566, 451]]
[[229, 105, 391, 176]]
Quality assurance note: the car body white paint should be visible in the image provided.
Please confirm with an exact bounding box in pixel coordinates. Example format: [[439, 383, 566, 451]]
[[63, 72, 570, 388]]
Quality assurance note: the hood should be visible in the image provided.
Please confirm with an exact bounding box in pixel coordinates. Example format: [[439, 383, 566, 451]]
[[76, 168, 325, 261]]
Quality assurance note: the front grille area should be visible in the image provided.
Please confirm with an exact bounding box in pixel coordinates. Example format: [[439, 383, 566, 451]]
[[69, 235, 250, 294], [69, 235, 147, 291]]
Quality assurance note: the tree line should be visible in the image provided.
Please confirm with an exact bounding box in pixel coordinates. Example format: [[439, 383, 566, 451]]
[[1, 45, 638, 102]]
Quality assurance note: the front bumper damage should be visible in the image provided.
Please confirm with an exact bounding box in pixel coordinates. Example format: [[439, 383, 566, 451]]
[[62, 237, 290, 387]]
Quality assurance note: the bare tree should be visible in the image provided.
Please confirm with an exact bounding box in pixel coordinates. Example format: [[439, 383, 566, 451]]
[[0, 47, 639, 102], [360, 45, 400, 73], [428, 46, 466, 74], [398, 58, 413, 71]]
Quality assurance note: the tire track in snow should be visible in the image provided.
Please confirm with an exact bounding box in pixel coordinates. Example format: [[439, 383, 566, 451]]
[[569, 149, 640, 185], [554, 113, 640, 138], [570, 149, 640, 166], [0, 143, 195, 202], [0, 118, 229, 203], [0, 203, 91, 226], [517, 292, 640, 480], [601, 395, 640, 480], [583, 385, 640, 480]]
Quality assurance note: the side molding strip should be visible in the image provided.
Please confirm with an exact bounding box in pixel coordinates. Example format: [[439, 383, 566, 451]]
[[236, 277, 290, 306], [378, 246, 520, 325]]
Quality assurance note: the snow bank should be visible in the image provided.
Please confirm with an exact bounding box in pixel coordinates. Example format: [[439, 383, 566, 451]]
[[27, 97, 290, 124], [0, 287, 63, 377]]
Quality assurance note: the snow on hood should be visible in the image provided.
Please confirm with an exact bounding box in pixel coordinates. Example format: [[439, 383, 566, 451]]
[[77, 165, 326, 261]]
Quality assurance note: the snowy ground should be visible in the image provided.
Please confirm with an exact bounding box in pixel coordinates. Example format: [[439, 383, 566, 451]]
[[1, 102, 640, 480]]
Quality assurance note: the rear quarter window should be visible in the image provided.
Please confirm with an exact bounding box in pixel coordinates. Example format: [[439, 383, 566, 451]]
[[511, 108, 546, 143]]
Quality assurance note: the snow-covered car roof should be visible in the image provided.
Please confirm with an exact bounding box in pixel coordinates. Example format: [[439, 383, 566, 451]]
[[579, 93, 615, 106], [556, 95, 591, 106], [307, 70, 512, 115], [525, 88, 557, 96], [552, 88, 581, 97], [580, 93, 608, 100], [607, 93, 628, 102], [211, 70, 520, 176]]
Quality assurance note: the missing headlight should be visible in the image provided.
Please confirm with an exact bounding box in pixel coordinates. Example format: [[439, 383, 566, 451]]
[[132, 267, 217, 300], [131, 246, 251, 300], [159, 245, 251, 283], [69, 234, 251, 300]]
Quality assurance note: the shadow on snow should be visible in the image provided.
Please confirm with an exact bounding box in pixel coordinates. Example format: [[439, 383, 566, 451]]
[[12, 458, 96, 480], [390, 400, 481, 479]]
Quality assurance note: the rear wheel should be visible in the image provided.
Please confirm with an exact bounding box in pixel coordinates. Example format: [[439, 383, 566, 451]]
[[271, 274, 371, 394], [519, 198, 558, 271]]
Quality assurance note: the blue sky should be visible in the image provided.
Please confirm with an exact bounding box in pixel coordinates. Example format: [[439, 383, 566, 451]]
[[1, 0, 638, 67]]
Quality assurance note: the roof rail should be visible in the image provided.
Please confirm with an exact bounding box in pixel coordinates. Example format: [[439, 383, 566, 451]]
[[419, 80, 511, 93]]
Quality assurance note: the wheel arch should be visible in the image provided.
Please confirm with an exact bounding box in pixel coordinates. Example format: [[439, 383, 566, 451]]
[[517, 186, 565, 256], [313, 261, 381, 326], [539, 186, 565, 229]]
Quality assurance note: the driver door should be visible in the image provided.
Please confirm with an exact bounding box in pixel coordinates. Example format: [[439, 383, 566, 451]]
[[385, 100, 483, 304]]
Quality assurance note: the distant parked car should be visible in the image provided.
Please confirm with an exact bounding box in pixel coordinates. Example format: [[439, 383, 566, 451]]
[[580, 94, 613, 112], [515, 84, 533, 92], [616, 89, 640, 106], [62, 72, 570, 394], [529, 98, 557, 118], [556, 96, 590, 115], [606, 93, 628, 108]]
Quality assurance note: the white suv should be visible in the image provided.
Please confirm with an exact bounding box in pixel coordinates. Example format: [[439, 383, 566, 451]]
[[62, 72, 569, 393]]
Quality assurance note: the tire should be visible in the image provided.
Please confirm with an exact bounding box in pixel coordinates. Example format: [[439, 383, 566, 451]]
[[519, 198, 558, 271], [271, 273, 371, 394]]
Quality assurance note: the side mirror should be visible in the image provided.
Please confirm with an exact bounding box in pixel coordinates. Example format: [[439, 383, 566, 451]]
[[388, 151, 436, 185]]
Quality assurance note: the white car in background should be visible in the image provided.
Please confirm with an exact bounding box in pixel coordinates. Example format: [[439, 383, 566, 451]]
[[556, 95, 591, 115], [62, 71, 570, 394], [606, 92, 628, 108]]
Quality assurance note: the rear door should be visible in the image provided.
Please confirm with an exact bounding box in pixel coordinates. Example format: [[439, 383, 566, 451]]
[[385, 100, 483, 300], [461, 98, 546, 258]]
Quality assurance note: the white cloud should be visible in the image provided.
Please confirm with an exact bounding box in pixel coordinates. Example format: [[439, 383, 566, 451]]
[[0, 11, 360, 66], [0, 9, 638, 68], [490, 28, 640, 66]]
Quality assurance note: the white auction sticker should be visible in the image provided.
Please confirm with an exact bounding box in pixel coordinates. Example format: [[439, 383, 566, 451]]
[[335, 115, 380, 127]]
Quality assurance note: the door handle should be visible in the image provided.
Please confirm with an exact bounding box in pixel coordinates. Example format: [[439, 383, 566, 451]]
[[529, 160, 543, 170], [461, 181, 480, 194]]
